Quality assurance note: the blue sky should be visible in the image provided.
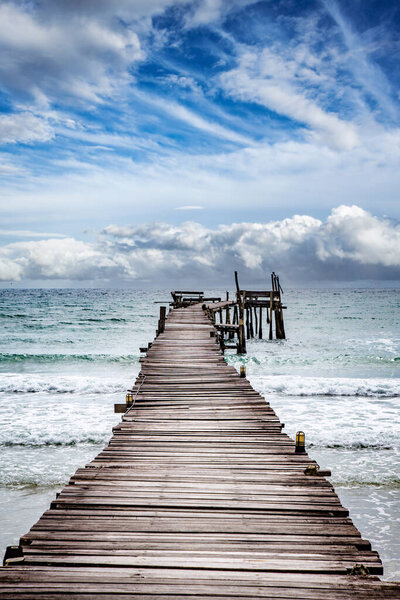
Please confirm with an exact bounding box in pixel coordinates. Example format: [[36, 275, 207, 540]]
[[0, 0, 399, 286]]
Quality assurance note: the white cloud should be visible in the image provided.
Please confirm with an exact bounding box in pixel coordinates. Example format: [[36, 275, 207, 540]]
[[0, 238, 134, 281], [323, 0, 398, 121], [136, 91, 254, 145], [220, 48, 359, 151], [0, 257, 23, 281], [0, 230, 65, 238], [0, 112, 54, 144], [175, 205, 204, 210], [160, 74, 203, 95], [0, 2, 143, 104], [316, 205, 400, 267], [2, 122, 400, 223], [187, 0, 223, 26], [0, 155, 25, 174], [184, 0, 260, 28], [33, 0, 190, 20], [1, 206, 399, 284]]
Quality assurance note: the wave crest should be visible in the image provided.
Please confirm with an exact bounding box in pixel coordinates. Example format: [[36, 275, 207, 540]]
[[0, 437, 104, 448], [256, 375, 400, 398], [0, 373, 127, 394], [0, 352, 139, 364]]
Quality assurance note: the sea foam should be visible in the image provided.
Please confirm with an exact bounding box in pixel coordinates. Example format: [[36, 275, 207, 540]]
[[255, 375, 400, 397], [0, 373, 127, 394]]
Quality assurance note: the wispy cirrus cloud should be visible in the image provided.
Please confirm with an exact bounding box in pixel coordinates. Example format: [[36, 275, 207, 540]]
[[323, 0, 399, 122], [219, 40, 360, 151], [0, 230, 65, 238], [175, 205, 204, 210], [134, 91, 254, 146]]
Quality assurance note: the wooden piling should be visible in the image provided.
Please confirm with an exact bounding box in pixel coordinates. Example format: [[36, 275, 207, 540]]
[[249, 306, 254, 338], [269, 286, 273, 341], [225, 292, 231, 325], [271, 273, 285, 340], [235, 271, 246, 354], [233, 305, 238, 324], [276, 275, 286, 339], [157, 305, 166, 336]]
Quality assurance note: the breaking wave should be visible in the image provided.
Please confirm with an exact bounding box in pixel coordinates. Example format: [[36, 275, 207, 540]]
[[0, 373, 127, 394], [0, 352, 139, 365], [256, 375, 400, 398], [0, 437, 105, 448]]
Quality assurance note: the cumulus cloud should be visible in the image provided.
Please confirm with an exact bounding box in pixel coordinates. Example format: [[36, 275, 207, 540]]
[[0, 238, 135, 282], [316, 205, 400, 267], [1, 206, 399, 285]]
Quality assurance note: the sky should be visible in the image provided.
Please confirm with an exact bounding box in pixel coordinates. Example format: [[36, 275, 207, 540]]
[[0, 0, 400, 287]]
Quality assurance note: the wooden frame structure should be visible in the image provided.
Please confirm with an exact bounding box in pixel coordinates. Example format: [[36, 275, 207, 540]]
[[202, 271, 287, 354]]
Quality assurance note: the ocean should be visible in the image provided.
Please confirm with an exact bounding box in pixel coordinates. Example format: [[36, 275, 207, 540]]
[[0, 288, 399, 579]]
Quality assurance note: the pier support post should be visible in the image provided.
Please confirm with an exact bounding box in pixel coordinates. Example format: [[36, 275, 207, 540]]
[[273, 274, 285, 340], [235, 271, 246, 354], [269, 288, 273, 341], [275, 306, 285, 339], [250, 307, 254, 338], [225, 292, 231, 325], [157, 306, 166, 336]]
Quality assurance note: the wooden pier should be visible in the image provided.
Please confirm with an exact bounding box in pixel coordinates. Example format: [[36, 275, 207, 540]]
[[1, 301, 400, 598]]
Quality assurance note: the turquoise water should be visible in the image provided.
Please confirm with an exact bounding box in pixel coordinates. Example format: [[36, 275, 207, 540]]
[[0, 288, 399, 579]]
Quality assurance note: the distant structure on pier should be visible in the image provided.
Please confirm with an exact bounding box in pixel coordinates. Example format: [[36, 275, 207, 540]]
[[171, 271, 286, 353]]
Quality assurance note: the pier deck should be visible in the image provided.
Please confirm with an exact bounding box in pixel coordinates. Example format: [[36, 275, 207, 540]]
[[1, 304, 399, 598]]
